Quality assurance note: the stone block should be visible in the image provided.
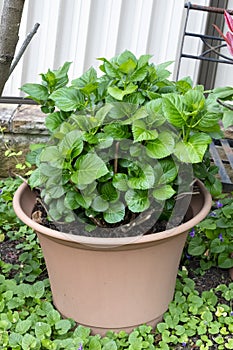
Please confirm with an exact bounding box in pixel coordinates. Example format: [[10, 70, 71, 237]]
[[0, 104, 18, 132], [12, 105, 48, 135]]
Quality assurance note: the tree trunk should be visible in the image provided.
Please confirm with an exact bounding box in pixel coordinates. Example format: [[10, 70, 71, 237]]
[[0, 0, 25, 95]]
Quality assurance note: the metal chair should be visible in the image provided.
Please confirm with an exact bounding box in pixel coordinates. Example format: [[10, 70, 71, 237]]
[[176, 2, 233, 191]]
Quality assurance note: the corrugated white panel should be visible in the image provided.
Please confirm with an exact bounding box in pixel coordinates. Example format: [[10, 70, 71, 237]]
[[2, 0, 211, 96]]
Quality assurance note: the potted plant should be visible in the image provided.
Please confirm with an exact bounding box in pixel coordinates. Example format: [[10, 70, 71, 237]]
[[13, 50, 223, 335]]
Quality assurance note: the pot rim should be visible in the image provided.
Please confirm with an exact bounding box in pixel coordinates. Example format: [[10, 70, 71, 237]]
[[13, 180, 212, 247]]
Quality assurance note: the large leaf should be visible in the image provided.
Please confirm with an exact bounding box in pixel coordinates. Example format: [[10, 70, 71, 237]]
[[74, 153, 108, 186], [118, 58, 137, 74], [58, 130, 83, 158], [125, 189, 150, 213], [146, 131, 175, 159], [197, 112, 221, 131], [130, 66, 148, 82], [45, 112, 66, 132], [41, 62, 71, 90], [103, 201, 125, 223], [20, 83, 49, 102], [98, 58, 121, 78], [50, 87, 85, 111], [91, 196, 109, 212], [99, 182, 119, 202], [146, 99, 166, 127], [103, 123, 131, 140], [122, 106, 148, 125], [64, 191, 81, 210], [222, 110, 233, 129], [107, 83, 137, 101], [162, 94, 187, 127], [117, 50, 137, 65], [72, 66, 98, 94], [174, 133, 212, 163], [40, 146, 64, 168], [112, 173, 128, 191], [154, 158, 178, 185], [128, 164, 155, 190], [132, 120, 158, 142], [153, 185, 175, 201], [183, 89, 205, 112]]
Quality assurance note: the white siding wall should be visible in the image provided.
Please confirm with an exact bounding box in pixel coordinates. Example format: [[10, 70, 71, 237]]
[[2, 0, 211, 96]]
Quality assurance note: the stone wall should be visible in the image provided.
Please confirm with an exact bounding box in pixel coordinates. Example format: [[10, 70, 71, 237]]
[[0, 104, 49, 177]]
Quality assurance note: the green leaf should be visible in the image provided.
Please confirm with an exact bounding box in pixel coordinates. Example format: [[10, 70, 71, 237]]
[[131, 66, 148, 82], [99, 182, 119, 202], [91, 196, 109, 212], [55, 319, 72, 335], [74, 153, 108, 185], [50, 87, 85, 111], [20, 83, 49, 102], [22, 334, 37, 350], [117, 50, 137, 65], [102, 339, 118, 350], [112, 173, 128, 191], [174, 133, 211, 163], [35, 322, 52, 340], [8, 333, 23, 347], [72, 66, 98, 94], [32, 281, 45, 298], [146, 131, 175, 159], [128, 164, 155, 190], [125, 189, 150, 212], [146, 99, 166, 127], [198, 111, 221, 131], [103, 123, 131, 139], [47, 61, 72, 89], [153, 185, 175, 201], [58, 130, 83, 158], [103, 201, 125, 223], [188, 236, 206, 256], [222, 110, 233, 129], [132, 120, 158, 142], [157, 158, 178, 185], [107, 83, 137, 101], [118, 58, 137, 74], [205, 177, 222, 197], [40, 146, 64, 168], [64, 191, 80, 210], [15, 320, 32, 335], [218, 252, 233, 268], [162, 94, 186, 127], [45, 112, 66, 132]]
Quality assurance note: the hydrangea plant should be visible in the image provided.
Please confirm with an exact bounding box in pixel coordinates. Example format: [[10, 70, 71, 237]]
[[21, 51, 224, 234]]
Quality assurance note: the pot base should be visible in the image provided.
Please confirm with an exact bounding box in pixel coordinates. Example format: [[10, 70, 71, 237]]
[[72, 315, 163, 336]]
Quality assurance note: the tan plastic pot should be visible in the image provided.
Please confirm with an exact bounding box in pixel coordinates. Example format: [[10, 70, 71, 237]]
[[13, 180, 212, 335]]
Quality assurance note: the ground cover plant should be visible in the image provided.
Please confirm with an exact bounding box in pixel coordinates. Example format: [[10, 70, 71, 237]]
[[0, 176, 233, 349]]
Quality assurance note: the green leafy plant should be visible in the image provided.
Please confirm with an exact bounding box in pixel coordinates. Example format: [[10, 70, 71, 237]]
[[0, 177, 46, 283], [186, 195, 233, 271], [20, 50, 224, 234]]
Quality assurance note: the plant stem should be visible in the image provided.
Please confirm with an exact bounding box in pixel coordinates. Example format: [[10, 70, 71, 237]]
[[114, 141, 119, 173]]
